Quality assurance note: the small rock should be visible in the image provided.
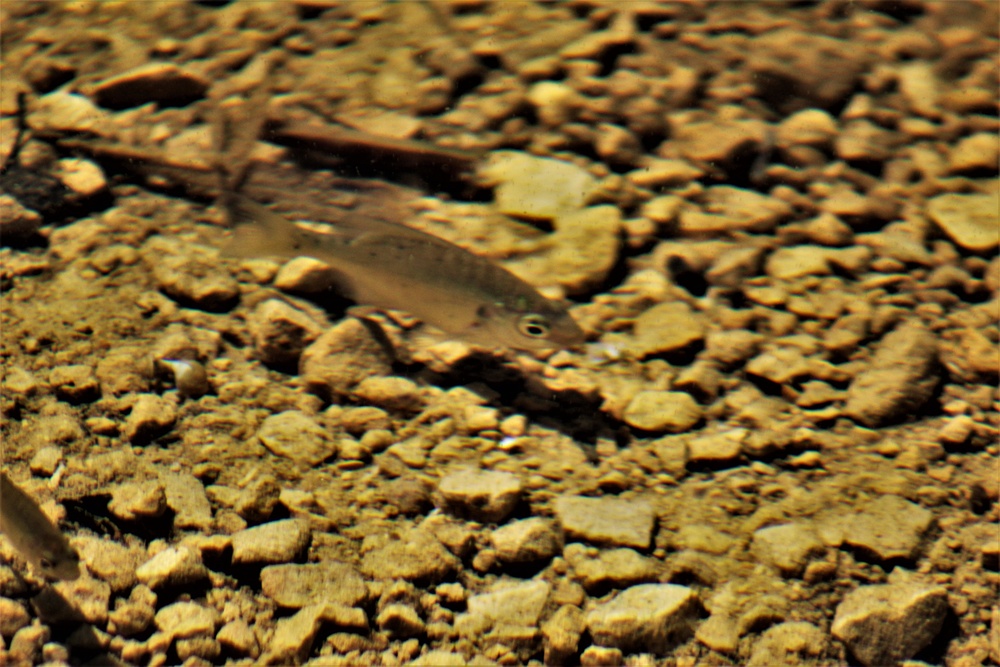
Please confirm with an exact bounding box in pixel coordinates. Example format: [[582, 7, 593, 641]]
[[123, 394, 176, 444], [461, 579, 551, 629], [108, 480, 167, 521], [145, 237, 240, 312], [775, 109, 838, 149], [947, 132, 1000, 174], [154, 601, 219, 641], [216, 619, 259, 659], [481, 151, 597, 220], [526, 81, 583, 126], [841, 495, 935, 562], [29, 446, 63, 476], [28, 91, 109, 134], [674, 120, 767, 167], [273, 257, 342, 293], [747, 621, 829, 667], [257, 411, 336, 466], [542, 605, 586, 665], [765, 246, 835, 280], [687, 430, 745, 465], [360, 528, 459, 584], [623, 391, 702, 433], [234, 475, 281, 522], [261, 562, 367, 608], [566, 546, 659, 594], [844, 319, 939, 427], [353, 376, 426, 412], [136, 546, 208, 590], [159, 471, 213, 531], [0, 597, 30, 639], [264, 604, 367, 664], [490, 518, 561, 565], [91, 63, 210, 110], [3, 365, 41, 397], [49, 364, 101, 403], [53, 158, 107, 198], [231, 519, 310, 565], [74, 536, 142, 593], [926, 192, 999, 253], [0, 194, 42, 241], [249, 299, 322, 367], [300, 318, 394, 399], [436, 468, 524, 523], [629, 302, 705, 357], [554, 495, 656, 549], [377, 604, 425, 638], [679, 186, 792, 235], [586, 583, 699, 654], [541, 205, 622, 293], [751, 524, 826, 577], [107, 585, 156, 637], [831, 577, 949, 666]]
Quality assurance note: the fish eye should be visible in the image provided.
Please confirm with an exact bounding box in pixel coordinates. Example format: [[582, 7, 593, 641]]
[[518, 314, 551, 338]]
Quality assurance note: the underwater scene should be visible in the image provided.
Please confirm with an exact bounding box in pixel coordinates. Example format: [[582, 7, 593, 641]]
[[0, 1, 998, 665]]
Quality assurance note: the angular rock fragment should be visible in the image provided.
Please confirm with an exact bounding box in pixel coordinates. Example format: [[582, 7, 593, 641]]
[[586, 584, 699, 654]]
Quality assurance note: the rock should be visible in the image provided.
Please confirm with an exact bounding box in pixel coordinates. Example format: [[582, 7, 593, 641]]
[[586, 584, 699, 654], [136, 546, 208, 590], [353, 376, 426, 412], [0, 597, 30, 639], [926, 192, 999, 253], [436, 468, 524, 523], [234, 475, 281, 523], [159, 471, 213, 531], [217, 619, 259, 659], [687, 430, 745, 465], [231, 519, 311, 565], [628, 160, 703, 189], [460, 579, 551, 630], [273, 257, 342, 293], [674, 120, 768, 168], [490, 518, 561, 565], [543, 205, 622, 293], [629, 302, 705, 357], [554, 496, 656, 549], [107, 585, 156, 637], [91, 63, 210, 110], [53, 158, 107, 198], [48, 364, 100, 404], [28, 91, 110, 134], [835, 119, 898, 163], [123, 394, 176, 444], [765, 246, 835, 280], [947, 132, 999, 174], [747, 621, 829, 666], [831, 577, 949, 666], [155, 601, 219, 645], [623, 391, 702, 433], [360, 528, 459, 584], [481, 151, 597, 220], [300, 318, 394, 399], [695, 613, 740, 654], [248, 299, 322, 367], [679, 186, 792, 235], [377, 603, 425, 638], [526, 81, 583, 127], [145, 238, 240, 312], [542, 605, 586, 665], [261, 562, 367, 608], [775, 109, 838, 149], [751, 524, 826, 577], [256, 411, 336, 466], [29, 446, 63, 476], [566, 546, 659, 593], [262, 604, 357, 665], [108, 480, 167, 521], [0, 194, 42, 242], [840, 495, 935, 562], [844, 319, 939, 427]]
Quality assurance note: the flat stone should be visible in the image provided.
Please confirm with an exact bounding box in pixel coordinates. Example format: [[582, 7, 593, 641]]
[[376, 603, 425, 638], [108, 480, 167, 522], [623, 391, 703, 433], [747, 621, 829, 667], [841, 495, 935, 562], [490, 518, 561, 565], [831, 576, 949, 667], [123, 394, 176, 444], [136, 546, 208, 590], [566, 546, 659, 593], [263, 603, 367, 665], [261, 562, 367, 608], [249, 299, 322, 367], [300, 318, 394, 399], [586, 583, 699, 654], [353, 376, 426, 413], [54, 158, 107, 198], [216, 619, 259, 659], [630, 302, 705, 357], [231, 519, 311, 565], [554, 495, 656, 549], [91, 62, 210, 110], [154, 601, 219, 641], [947, 132, 1000, 174], [926, 192, 999, 253], [751, 524, 826, 577], [436, 468, 524, 523], [844, 320, 939, 427], [159, 471, 212, 531], [687, 430, 746, 465], [482, 151, 597, 220], [49, 364, 100, 403], [463, 579, 551, 629], [256, 410, 336, 466], [0, 597, 30, 639], [360, 528, 459, 584]]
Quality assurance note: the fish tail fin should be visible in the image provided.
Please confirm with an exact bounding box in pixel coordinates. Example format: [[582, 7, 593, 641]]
[[221, 195, 296, 259]]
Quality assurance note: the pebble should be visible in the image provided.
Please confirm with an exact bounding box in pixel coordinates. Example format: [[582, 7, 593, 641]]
[[0, 194, 43, 241], [543, 205, 622, 293], [554, 496, 656, 549], [629, 302, 705, 357], [135, 546, 208, 590], [49, 364, 100, 404], [360, 528, 459, 584], [526, 81, 582, 126], [844, 319, 939, 427], [8, 624, 48, 663], [159, 471, 213, 531], [107, 585, 156, 637], [542, 605, 585, 665], [231, 519, 310, 565], [123, 394, 176, 444], [839, 495, 934, 562], [436, 468, 524, 523], [377, 603, 425, 638], [234, 475, 281, 523], [481, 151, 597, 220], [145, 238, 240, 312], [623, 391, 703, 433], [155, 600, 219, 643], [256, 410, 337, 466], [678, 186, 792, 235], [53, 158, 107, 198], [687, 430, 745, 465], [586, 583, 699, 654], [28, 91, 109, 134], [353, 376, 426, 413], [926, 192, 999, 253], [273, 257, 341, 293], [627, 159, 703, 189], [216, 619, 259, 659], [460, 579, 552, 631], [947, 132, 1000, 174], [299, 318, 394, 399], [108, 480, 167, 521], [249, 299, 323, 367], [747, 621, 829, 667], [775, 109, 838, 148], [29, 446, 63, 476], [90, 62, 210, 109], [261, 562, 367, 608], [751, 524, 826, 577], [565, 546, 659, 594], [831, 575, 949, 666], [490, 518, 561, 565], [673, 119, 767, 167], [0, 597, 30, 638]]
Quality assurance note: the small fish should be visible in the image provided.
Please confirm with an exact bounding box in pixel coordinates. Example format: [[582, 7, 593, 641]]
[[222, 195, 585, 351], [0, 471, 81, 580]]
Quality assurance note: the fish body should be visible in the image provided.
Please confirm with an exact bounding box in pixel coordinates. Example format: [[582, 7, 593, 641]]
[[223, 196, 585, 351], [0, 470, 81, 580]]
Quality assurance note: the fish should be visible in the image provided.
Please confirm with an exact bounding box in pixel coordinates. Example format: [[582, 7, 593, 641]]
[[0, 470, 81, 581], [222, 195, 586, 351]]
